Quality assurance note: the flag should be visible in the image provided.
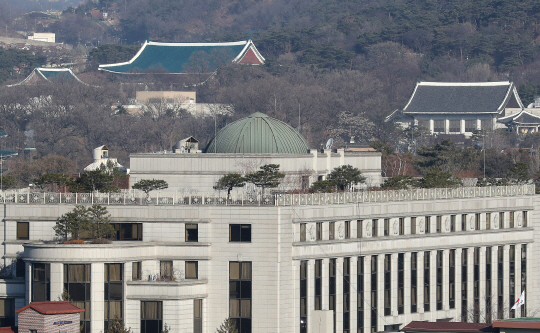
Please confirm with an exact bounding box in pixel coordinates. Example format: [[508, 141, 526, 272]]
[[511, 290, 525, 310]]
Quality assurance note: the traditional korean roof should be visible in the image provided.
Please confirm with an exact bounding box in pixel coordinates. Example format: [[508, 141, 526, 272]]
[[99, 40, 265, 74], [402, 321, 493, 332], [16, 301, 84, 315], [0, 149, 17, 157], [204, 112, 310, 154], [7, 68, 89, 87], [401, 81, 523, 115], [498, 110, 540, 125]]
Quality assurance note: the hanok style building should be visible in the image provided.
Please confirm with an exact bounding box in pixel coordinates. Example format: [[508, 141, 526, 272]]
[[99, 40, 265, 74], [7, 68, 90, 87], [386, 82, 524, 137]]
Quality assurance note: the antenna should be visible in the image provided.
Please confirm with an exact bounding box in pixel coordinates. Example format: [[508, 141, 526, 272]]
[[325, 138, 333, 150]]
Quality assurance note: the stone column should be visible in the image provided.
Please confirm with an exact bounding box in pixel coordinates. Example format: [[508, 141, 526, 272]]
[[92, 262, 105, 333], [460, 119, 466, 134]]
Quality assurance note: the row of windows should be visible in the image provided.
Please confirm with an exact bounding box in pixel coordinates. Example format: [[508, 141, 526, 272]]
[[15, 222, 253, 243], [299, 211, 528, 242], [301, 246, 526, 332]]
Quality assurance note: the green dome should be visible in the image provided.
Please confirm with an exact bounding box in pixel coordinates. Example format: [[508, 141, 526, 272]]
[[204, 112, 310, 154]]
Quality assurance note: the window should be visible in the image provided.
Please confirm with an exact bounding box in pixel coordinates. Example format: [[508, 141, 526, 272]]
[[436, 251, 443, 310], [30, 330, 37, 333], [411, 217, 416, 234], [510, 212, 515, 228], [64, 264, 91, 333], [110, 223, 142, 241], [462, 249, 468, 322], [32, 263, 50, 302], [461, 214, 467, 231], [475, 214, 480, 230], [384, 255, 391, 316], [521, 245, 527, 317], [16, 222, 29, 240], [465, 119, 477, 132], [345, 221, 350, 239], [372, 219, 378, 237], [436, 216, 442, 233], [500, 212, 505, 229], [357, 257, 364, 332], [424, 252, 430, 312], [481, 118, 492, 131], [398, 253, 404, 314], [329, 222, 335, 240], [230, 262, 252, 333], [343, 258, 350, 332], [194, 299, 202, 333], [450, 215, 456, 232], [434, 120, 445, 133], [411, 252, 417, 313], [425, 216, 431, 233], [509, 245, 516, 319], [230, 224, 251, 242], [186, 224, 198, 242], [486, 213, 491, 230], [523, 211, 528, 227], [0, 299, 14, 327], [300, 223, 306, 242], [300, 261, 307, 333], [384, 219, 389, 236], [329, 259, 336, 332], [486, 248, 492, 322], [104, 263, 123, 330], [357, 220, 363, 238], [132, 262, 141, 281], [315, 260, 322, 310], [449, 250, 455, 309], [497, 246, 504, 319], [186, 261, 198, 279], [16, 259, 24, 278], [160, 261, 173, 280], [316, 223, 322, 240], [141, 301, 162, 333], [449, 120, 460, 133], [370, 256, 378, 332], [399, 218, 404, 235]]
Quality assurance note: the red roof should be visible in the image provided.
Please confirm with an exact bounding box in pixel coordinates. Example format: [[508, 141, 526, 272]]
[[238, 48, 262, 65], [0, 327, 17, 333], [401, 321, 493, 332], [492, 319, 540, 329], [16, 301, 85, 315]]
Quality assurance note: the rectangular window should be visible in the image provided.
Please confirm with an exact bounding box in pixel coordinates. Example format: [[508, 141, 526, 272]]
[[411, 252, 417, 313], [498, 246, 504, 319], [521, 245, 527, 317], [411, 217, 416, 235], [462, 249, 468, 322], [424, 252, 430, 312], [384, 254, 391, 316], [509, 245, 516, 318], [398, 253, 404, 314], [510, 212, 515, 228], [436, 216, 442, 233], [132, 262, 141, 281], [358, 256, 364, 333], [16, 259, 24, 278], [343, 258, 350, 333], [316, 223, 322, 240], [0, 299, 14, 327], [160, 261, 173, 280], [449, 120, 460, 133], [315, 260, 322, 310], [329, 222, 335, 240], [230, 224, 251, 242], [186, 261, 198, 279], [473, 248, 480, 322], [64, 264, 91, 333], [110, 223, 142, 241], [449, 250, 455, 309], [384, 219, 390, 236], [141, 301, 162, 333], [399, 218, 404, 235], [372, 219, 378, 237], [434, 120, 445, 133], [329, 259, 336, 332], [523, 211, 528, 227], [186, 224, 198, 242], [461, 214, 467, 231], [230, 261, 252, 333], [436, 251, 443, 310], [357, 220, 363, 238], [32, 263, 50, 302], [465, 119, 477, 132], [451, 215, 456, 232], [481, 118, 492, 131], [16, 222, 29, 240], [300, 261, 307, 333], [500, 212, 505, 229], [104, 263, 123, 330], [300, 223, 306, 242], [345, 221, 350, 239], [486, 213, 491, 230], [475, 214, 480, 230], [425, 216, 431, 234], [370, 256, 378, 332], [194, 299, 202, 333]]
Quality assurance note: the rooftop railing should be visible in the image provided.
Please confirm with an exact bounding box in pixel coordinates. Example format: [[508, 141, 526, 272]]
[[0, 184, 534, 207]]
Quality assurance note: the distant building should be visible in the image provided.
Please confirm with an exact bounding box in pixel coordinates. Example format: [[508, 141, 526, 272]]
[[84, 145, 127, 173], [27, 33, 55, 43], [136, 91, 196, 104], [99, 40, 265, 74], [7, 68, 90, 87]]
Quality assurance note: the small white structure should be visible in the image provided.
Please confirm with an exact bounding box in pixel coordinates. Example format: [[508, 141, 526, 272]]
[[84, 145, 126, 173], [27, 33, 55, 43]]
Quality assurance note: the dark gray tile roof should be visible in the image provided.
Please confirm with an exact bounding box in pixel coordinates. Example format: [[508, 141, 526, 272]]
[[501, 111, 540, 124], [403, 82, 516, 114]]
